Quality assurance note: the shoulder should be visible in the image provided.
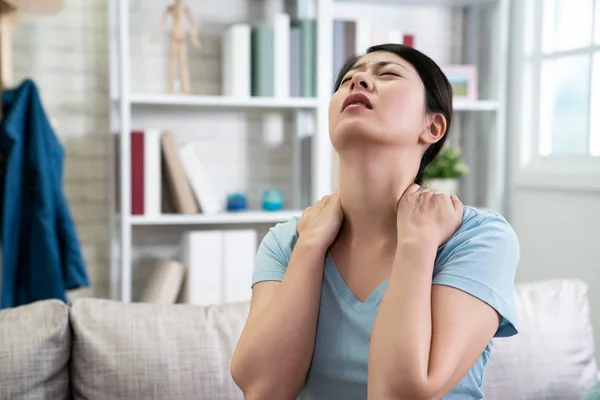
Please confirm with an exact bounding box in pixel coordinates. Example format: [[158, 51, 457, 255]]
[[433, 206, 520, 337], [252, 217, 300, 285], [265, 216, 300, 249], [256, 216, 300, 263], [436, 206, 520, 265], [452, 206, 518, 249]]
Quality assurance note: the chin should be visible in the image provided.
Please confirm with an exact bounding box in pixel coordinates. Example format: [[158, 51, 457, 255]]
[[330, 118, 394, 151]]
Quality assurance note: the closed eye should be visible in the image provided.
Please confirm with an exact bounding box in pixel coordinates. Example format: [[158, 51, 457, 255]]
[[381, 72, 401, 77]]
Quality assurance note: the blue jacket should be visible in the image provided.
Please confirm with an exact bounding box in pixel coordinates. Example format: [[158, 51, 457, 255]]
[[0, 79, 89, 308]]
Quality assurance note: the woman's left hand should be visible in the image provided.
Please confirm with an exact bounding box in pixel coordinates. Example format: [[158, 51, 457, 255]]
[[396, 184, 464, 248]]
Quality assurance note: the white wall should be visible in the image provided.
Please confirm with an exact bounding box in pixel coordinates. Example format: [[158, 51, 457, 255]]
[[509, 188, 600, 360], [9, 0, 463, 300], [506, 1, 600, 360]]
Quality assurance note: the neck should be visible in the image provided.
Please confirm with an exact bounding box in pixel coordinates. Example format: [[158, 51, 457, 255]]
[[336, 146, 419, 248]]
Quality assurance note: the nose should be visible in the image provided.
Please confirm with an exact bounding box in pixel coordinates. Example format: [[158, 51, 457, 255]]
[[350, 72, 374, 92]]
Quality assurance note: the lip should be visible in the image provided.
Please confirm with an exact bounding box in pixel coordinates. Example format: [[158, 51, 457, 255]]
[[341, 93, 373, 112]]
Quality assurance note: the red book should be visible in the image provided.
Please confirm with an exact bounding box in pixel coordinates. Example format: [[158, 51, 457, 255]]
[[131, 131, 144, 215]]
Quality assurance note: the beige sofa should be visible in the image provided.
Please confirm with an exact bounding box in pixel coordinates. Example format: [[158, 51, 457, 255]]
[[0, 279, 598, 400]]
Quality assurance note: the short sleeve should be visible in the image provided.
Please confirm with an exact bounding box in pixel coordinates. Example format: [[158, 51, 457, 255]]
[[251, 217, 299, 287], [432, 207, 520, 337]]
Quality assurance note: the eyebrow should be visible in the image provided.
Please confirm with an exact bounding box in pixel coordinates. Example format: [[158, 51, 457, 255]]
[[348, 60, 409, 73]]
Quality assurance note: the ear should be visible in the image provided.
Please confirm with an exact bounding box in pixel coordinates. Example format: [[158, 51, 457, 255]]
[[419, 113, 447, 145]]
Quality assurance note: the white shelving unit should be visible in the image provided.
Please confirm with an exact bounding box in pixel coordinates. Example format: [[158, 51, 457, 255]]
[[126, 94, 320, 110], [107, 0, 509, 302], [130, 210, 304, 226]]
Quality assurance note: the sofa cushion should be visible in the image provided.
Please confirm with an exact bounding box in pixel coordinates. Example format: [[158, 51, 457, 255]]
[[483, 279, 598, 400], [69, 298, 249, 400], [0, 299, 70, 400]]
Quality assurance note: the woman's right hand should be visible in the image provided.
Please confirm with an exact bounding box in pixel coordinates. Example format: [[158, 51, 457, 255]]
[[296, 192, 344, 252]]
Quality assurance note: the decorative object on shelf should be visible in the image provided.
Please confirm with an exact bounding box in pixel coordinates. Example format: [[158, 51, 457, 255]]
[[151, 0, 201, 94], [441, 65, 478, 101], [424, 146, 469, 196], [226, 192, 248, 212], [262, 189, 284, 211]]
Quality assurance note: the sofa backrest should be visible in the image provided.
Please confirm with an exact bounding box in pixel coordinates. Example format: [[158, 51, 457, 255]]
[[0, 299, 70, 400], [483, 279, 598, 400], [0, 279, 597, 400], [69, 298, 249, 400]]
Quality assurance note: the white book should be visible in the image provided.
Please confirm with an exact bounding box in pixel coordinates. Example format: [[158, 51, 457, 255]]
[[273, 13, 290, 98], [178, 143, 222, 214], [140, 259, 185, 304], [371, 28, 403, 46], [355, 20, 372, 54], [222, 23, 251, 97], [143, 129, 162, 216], [180, 231, 223, 306], [387, 29, 404, 45], [222, 230, 257, 303]]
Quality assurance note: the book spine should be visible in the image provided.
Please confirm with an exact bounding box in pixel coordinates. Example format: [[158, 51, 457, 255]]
[[144, 129, 162, 216], [178, 143, 222, 214], [251, 25, 275, 97], [222, 24, 251, 97], [180, 231, 224, 305], [290, 24, 302, 97], [273, 13, 291, 98], [161, 132, 199, 214], [222, 229, 257, 303], [131, 131, 144, 215], [333, 20, 347, 85], [300, 19, 317, 97]]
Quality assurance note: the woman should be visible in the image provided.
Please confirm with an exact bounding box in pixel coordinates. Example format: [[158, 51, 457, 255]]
[[231, 43, 519, 400]]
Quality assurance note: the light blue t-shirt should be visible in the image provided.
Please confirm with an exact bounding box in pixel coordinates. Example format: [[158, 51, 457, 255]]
[[252, 206, 520, 400]]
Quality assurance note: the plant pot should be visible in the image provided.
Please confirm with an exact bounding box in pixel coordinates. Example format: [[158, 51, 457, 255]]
[[425, 178, 459, 195]]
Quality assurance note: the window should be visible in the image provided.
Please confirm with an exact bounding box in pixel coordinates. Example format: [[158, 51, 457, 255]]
[[520, 0, 600, 169]]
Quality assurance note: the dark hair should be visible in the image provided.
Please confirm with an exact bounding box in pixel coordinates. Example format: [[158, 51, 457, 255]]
[[333, 43, 453, 185]]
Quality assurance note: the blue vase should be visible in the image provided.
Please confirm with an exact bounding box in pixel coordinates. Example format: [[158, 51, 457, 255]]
[[262, 189, 284, 211]]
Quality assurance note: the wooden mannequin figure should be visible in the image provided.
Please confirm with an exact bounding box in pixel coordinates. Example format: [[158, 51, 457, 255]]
[[152, 0, 201, 94]]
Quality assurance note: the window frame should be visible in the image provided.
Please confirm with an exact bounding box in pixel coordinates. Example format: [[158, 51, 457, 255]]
[[511, 0, 600, 190]]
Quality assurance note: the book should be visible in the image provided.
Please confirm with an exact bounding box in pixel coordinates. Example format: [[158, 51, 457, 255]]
[[161, 132, 199, 214], [179, 229, 257, 306], [273, 13, 291, 98], [251, 23, 275, 96], [178, 143, 222, 214], [140, 259, 185, 304], [143, 129, 162, 217], [222, 23, 251, 97]]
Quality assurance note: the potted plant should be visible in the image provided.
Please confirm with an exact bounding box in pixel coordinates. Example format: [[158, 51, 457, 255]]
[[423, 146, 468, 195]]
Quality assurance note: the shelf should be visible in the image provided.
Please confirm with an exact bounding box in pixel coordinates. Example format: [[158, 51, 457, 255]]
[[453, 100, 498, 111], [124, 94, 319, 110], [130, 210, 303, 226], [335, 0, 498, 7]]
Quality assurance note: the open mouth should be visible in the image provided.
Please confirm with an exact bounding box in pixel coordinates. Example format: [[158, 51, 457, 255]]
[[342, 93, 373, 111]]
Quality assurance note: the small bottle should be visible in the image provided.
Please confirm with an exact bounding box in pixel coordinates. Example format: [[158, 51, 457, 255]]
[[226, 192, 247, 212], [262, 189, 284, 211]]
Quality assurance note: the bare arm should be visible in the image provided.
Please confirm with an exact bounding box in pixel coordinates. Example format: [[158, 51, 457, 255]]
[[368, 186, 514, 400], [151, 7, 171, 41], [184, 6, 201, 48], [231, 238, 325, 400], [368, 239, 500, 400]]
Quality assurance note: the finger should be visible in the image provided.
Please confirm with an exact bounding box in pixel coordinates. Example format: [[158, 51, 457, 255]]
[[450, 194, 463, 211], [403, 183, 421, 197], [420, 189, 435, 205]]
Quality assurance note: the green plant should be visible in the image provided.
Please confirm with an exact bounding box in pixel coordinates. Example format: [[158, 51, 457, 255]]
[[424, 146, 469, 180]]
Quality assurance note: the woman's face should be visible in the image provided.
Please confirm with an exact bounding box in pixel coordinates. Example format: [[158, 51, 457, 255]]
[[328, 51, 429, 152]]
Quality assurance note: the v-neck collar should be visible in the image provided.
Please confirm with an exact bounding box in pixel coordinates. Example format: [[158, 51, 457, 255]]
[[324, 251, 388, 313]]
